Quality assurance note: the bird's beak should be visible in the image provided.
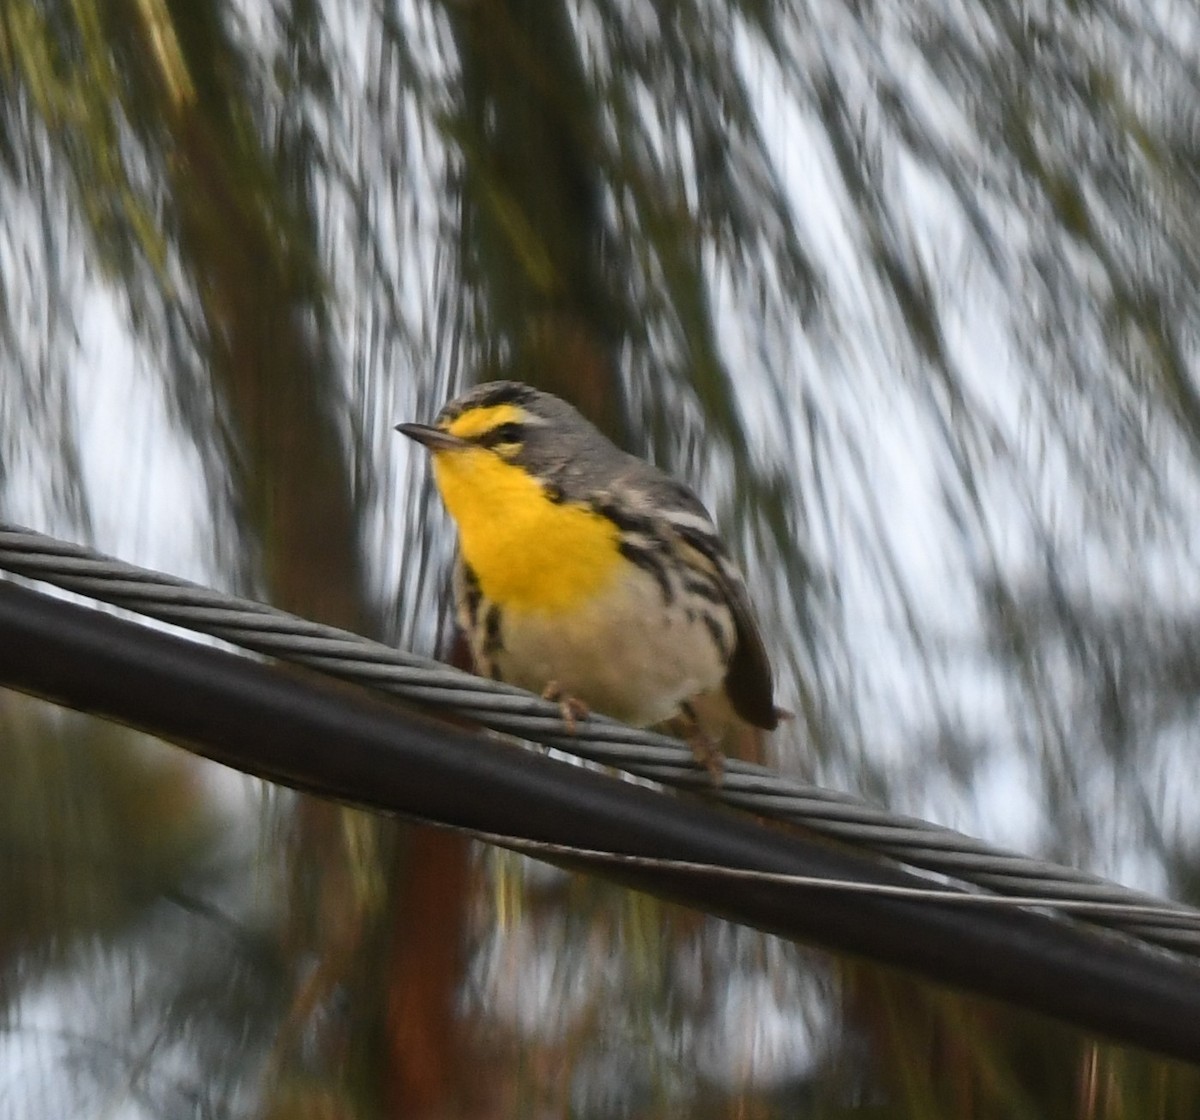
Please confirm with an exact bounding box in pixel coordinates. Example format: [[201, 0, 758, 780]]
[[395, 422, 469, 451]]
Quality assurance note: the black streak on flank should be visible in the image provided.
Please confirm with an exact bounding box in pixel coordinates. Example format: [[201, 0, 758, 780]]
[[460, 563, 482, 630], [683, 576, 725, 604], [673, 522, 725, 566], [483, 604, 504, 655], [702, 611, 733, 662], [544, 482, 566, 503], [618, 540, 674, 605], [590, 500, 656, 538]]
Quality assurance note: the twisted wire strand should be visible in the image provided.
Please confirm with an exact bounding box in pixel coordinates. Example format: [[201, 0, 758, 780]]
[[457, 830, 1200, 925], [2, 523, 1199, 955]]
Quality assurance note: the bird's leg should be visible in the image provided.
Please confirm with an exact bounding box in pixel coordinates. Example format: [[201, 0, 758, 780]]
[[678, 701, 724, 783], [542, 681, 589, 733]]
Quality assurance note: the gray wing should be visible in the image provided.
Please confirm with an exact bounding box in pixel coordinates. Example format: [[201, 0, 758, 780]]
[[613, 465, 779, 731]]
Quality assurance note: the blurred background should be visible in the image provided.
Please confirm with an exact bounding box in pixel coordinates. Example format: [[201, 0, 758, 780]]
[[2, 0, 1200, 1115]]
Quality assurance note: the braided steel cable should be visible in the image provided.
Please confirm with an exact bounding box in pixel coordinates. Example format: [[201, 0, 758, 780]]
[[2, 522, 1199, 956]]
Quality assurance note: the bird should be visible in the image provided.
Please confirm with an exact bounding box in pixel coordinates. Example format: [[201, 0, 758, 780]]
[[397, 380, 780, 772]]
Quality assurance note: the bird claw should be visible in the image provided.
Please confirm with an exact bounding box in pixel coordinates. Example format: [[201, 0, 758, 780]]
[[678, 702, 724, 784], [687, 731, 725, 783], [542, 681, 589, 733]]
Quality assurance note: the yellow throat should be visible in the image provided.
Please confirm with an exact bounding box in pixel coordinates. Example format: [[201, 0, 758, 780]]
[[430, 409, 623, 613]]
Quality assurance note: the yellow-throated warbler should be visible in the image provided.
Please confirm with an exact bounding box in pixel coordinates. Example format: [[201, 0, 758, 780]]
[[398, 381, 780, 768]]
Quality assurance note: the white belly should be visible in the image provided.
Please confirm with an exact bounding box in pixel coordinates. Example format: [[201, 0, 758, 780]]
[[468, 564, 731, 727]]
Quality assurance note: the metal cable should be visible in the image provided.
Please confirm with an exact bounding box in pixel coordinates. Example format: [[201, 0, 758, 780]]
[[2, 522, 1199, 956], [440, 828, 1200, 925], [10, 579, 1200, 1061]]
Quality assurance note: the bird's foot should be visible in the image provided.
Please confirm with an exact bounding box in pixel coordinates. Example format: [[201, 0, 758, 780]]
[[679, 702, 724, 784], [542, 681, 589, 733]]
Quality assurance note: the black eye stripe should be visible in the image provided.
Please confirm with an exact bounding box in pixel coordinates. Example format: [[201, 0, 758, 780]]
[[478, 422, 524, 447]]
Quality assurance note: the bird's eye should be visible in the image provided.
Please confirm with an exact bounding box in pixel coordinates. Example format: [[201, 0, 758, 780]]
[[488, 422, 524, 445]]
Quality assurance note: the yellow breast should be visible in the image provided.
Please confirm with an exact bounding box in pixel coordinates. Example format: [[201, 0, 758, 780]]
[[430, 447, 623, 613]]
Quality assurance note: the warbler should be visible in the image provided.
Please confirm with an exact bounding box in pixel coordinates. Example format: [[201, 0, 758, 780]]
[[397, 380, 780, 766]]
